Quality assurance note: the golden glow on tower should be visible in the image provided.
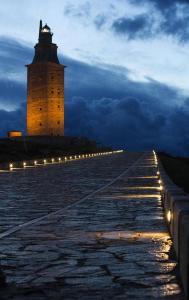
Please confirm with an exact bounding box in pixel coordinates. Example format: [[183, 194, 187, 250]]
[[27, 20, 65, 136]]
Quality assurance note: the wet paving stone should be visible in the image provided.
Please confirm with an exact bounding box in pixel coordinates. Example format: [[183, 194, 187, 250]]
[[0, 152, 184, 299], [0, 153, 140, 232]]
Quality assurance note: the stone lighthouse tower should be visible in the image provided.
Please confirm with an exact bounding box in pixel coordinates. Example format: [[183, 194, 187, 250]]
[[27, 20, 65, 136]]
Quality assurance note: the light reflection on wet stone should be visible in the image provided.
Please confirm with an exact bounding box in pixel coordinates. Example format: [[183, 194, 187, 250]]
[[0, 152, 184, 299]]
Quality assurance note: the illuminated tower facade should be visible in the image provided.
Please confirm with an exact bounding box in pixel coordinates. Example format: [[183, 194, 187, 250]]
[[27, 20, 65, 136]]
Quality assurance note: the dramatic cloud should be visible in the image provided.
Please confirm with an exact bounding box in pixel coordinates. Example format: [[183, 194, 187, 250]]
[[160, 5, 189, 42], [0, 79, 26, 110], [129, 0, 189, 10], [0, 39, 31, 110], [143, 0, 189, 10], [0, 37, 189, 156], [64, 2, 91, 18], [94, 14, 107, 30], [0, 103, 26, 135], [0, 38, 33, 81], [112, 14, 152, 39], [65, 96, 189, 155], [112, 0, 189, 42]]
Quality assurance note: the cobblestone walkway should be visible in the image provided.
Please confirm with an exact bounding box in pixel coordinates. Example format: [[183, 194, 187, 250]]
[[0, 152, 183, 299], [0, 152, 140, 233]]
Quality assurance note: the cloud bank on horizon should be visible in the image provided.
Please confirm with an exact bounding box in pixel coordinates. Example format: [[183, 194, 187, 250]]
[[0, 0, 189, 156]]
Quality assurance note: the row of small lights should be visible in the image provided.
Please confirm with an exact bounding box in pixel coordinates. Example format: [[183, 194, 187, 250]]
[[153, 150, 162, 192], [153, 150, 171, 224], [9, 150, 124, 171]]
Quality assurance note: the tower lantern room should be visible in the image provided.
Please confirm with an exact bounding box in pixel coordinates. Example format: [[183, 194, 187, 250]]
[[27, 20, 65, 136]]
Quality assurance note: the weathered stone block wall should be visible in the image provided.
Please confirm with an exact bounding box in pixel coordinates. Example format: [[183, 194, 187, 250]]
[[158, 159, 189, 299], [27, 62, 64, 136]]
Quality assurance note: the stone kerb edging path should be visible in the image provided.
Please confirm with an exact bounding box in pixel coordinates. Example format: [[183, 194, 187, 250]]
[[156, 151, 189, 299]]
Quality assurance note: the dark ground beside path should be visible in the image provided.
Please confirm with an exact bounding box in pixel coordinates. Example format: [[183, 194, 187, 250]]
[[0, 137, 111, 163], [158, 153, 189, 193]]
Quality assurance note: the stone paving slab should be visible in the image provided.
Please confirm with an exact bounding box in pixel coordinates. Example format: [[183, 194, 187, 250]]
[[0, 152, 184, 299], [0, 153, 140, 233]]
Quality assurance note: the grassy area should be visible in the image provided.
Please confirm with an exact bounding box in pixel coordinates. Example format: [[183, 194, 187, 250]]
[[158, 152, 189, 194]]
